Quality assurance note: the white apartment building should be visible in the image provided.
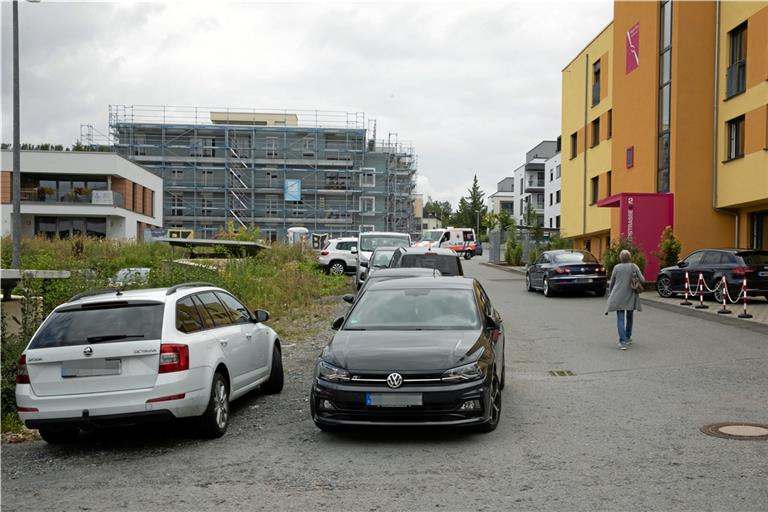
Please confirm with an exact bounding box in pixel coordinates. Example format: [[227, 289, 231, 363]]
[[544, 149, 562, 230], [1, 150, 163, 240], [487, 176, 515, 214]]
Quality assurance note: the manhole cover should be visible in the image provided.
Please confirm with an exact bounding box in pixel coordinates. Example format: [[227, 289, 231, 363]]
[[701, 422, 768, 441]]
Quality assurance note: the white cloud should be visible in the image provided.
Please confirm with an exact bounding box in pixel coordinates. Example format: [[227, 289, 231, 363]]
[[1, 0, 612, 206]]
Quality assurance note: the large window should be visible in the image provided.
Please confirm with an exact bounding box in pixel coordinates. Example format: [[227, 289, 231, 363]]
[[726, 115, 745, 160], [727, 22, 747, 98], [570, 132, 578, 159], [590, 176, 599, 205], [658, 0, 672, 193], [360, 196, 375, 214], [34, 216, 106, 239], [591, 118, 600, 148], [592, 60, 601, 106]]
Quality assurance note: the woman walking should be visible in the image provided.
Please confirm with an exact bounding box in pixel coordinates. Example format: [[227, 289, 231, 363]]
[[606, 249, 645, 350]]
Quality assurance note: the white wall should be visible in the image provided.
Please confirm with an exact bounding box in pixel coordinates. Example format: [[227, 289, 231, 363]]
[[544, 153, 561, 230]]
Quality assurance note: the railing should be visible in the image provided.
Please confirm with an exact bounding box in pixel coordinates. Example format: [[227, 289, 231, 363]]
[[19, 188, 123, 207]]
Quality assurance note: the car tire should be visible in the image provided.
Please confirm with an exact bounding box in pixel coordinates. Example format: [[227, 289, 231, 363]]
[[38, 425, 79, 444], [712, 283, 739, 304], [464, 252, 472, 260], [594, 287, 606, 297], [543, 277, 554, 297], [199, 372, 229, 439], [328, 261, 346, 275], [261, 344, 284, 395], [476, 375, 501, 433], [525, 274, 534, 292], [656, 275, 674, 298]]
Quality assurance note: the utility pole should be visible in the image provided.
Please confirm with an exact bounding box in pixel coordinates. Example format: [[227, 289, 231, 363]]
[[12, 0, 22, 268]]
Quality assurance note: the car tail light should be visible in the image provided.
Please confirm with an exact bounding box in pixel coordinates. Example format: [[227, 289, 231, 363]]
[[597, 266, 606, 273], [554, 267, 571, 274], [320, 250, 329, 256], [159, 344, 189, 373], [732, 267, 755, 276], [146, 393, 186, 403], [16, 407, 38, 412], [16, 354, 30, 384]]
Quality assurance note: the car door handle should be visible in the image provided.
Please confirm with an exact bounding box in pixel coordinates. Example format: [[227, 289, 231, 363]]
[[245, 333, 252, 339], [219, 339, 228, 347]]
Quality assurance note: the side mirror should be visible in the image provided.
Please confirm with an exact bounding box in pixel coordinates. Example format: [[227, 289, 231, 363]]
[[331, 316, 345, 330], [342, 294, 355, 304], [360, 261, 368, 268], [351, 246, 358, 254], [360, 271, 367, 281], [485, 316, 498, 330], [677, 261, 688, 268], [253, 309, 270, 323]]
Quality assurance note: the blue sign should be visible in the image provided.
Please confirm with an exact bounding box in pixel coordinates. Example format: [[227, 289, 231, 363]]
[[284, 179, 301, 201]]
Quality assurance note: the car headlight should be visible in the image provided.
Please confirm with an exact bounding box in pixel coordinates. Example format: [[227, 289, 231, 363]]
[[441, 361, 485, 383], [317, 360, 351, 383]]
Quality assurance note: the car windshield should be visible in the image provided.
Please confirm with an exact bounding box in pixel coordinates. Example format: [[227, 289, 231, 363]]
[[371, 249, 395, 267], [30, 302, 164, 349], [552, 252, 597, 264], [420, 231, 443, 242], [360, 235, 410, 252], [345, 288, 480, 330], [400, 254, 461, 275], [739, 252, 768, 265]]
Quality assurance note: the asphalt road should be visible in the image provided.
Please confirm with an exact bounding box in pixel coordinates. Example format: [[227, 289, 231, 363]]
[[2, 258, 767, 511]]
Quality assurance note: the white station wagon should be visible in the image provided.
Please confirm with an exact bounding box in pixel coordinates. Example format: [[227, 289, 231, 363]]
[[15, 282, 283, 443]]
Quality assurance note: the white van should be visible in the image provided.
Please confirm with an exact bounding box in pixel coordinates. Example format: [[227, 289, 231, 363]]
[[416, 227, 477, 259], [352, 231, 411, 289]]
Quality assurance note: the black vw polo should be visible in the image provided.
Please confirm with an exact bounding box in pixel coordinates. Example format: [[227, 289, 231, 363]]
[[310, 277, 505, 432]]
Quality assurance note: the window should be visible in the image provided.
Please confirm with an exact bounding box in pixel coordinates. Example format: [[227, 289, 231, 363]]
[[556, 190, 561, 204], [201, 195, 214, 217], [200, 168, 214, 186], [303, 136, 314, 156], [549, 193, 553, 206], [171, 167, 184, 179], [607, 110, 613, 138], [556, 165, 561, 179], [590, 176, 599, 205], [550, 170, 554, 182], [592, 60, 601, 106], [519, 199, 524, 216], [606, 171, 612, 196], [196, 292, 232, 327], [171, 193, 183, 216], [360, 169, 375, 187], [216, 292, 252, 324], [556, 215, 561, 228], [266, 137, 278, 158], [176, 296, 205, 333], [591, 118, 600, 148], [726, 115, 745, 160], [360, 196, 375, 214], [134, 134, 146, 156], [570, 132, 578, 159], [266, 195, 279, 217], [727, 23, 747, 98], [682, 251, 705, 267], [549, 218, 553, 228], [658, 0, 672, 193]]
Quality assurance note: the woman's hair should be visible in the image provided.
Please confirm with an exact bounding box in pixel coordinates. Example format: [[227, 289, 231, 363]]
[[619, 249, 632, 263]]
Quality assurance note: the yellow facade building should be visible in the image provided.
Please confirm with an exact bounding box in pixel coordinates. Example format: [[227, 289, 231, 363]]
[[561, 0, 768, 274]]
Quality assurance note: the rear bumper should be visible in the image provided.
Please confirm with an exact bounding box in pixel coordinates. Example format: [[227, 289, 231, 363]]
[[548, 275, 607, 290], [25, 410, 175, 430], [16, 367, 211, 428]]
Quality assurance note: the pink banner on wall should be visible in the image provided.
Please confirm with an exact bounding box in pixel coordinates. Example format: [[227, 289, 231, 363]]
[[626, 22, 640, 74]]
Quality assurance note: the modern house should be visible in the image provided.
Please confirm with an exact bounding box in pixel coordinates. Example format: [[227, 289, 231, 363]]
[[544, 138, 562, 230], [1, 150, 163, 240]]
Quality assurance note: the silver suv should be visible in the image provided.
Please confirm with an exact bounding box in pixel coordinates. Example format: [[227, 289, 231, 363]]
[[317, 237, 358, 275]]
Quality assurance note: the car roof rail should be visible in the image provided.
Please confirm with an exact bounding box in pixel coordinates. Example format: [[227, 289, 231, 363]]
[[68, 288, 123, 302], [165, 282, 217, 296]]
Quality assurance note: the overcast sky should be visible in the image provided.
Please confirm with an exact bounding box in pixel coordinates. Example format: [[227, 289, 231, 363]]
[[1, 0, 612, 207]]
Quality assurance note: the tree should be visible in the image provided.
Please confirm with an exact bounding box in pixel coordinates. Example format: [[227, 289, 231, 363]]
[[654, 226, 682, 268], [453, 175, 487, 233], [423, 197, 452, 226], [497, 210, 513, 231]]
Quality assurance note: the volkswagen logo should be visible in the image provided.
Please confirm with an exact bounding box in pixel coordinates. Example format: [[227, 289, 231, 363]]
[[83, 346, 93, 357], [386, 372, 403, 389]]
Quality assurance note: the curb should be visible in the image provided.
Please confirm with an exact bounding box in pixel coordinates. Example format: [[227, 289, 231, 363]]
[[479, 262, 527, 275], [641, 297, 768, 336]]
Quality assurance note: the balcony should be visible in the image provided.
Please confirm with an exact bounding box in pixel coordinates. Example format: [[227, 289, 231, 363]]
[[20, 188, 124, 208]]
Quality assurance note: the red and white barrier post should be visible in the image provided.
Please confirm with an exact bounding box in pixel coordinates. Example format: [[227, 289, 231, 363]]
[[680, 271, 692, 305], [695, 272, 709, 309], [717, 275, 732, 314], [738, 278, 753, 319]]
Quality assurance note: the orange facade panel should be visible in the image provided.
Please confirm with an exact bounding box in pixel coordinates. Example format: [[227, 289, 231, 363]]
[[746, 5, 768, 89], [143, 188, 153, 217], [744, 104, 768, 154], [1, 171, 11, 204]]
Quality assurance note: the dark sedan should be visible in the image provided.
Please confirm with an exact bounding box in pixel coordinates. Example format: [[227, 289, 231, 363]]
[[526, 249, 607, 297], [656, 249, 768, 302], [311, 277, 505, 432]]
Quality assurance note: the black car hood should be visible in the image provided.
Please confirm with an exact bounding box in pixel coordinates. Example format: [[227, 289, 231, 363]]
[[326, 329, 483, 372]]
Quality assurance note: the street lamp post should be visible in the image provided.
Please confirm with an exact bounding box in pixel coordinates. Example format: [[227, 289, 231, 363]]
[[11, 0, 21, 268], [475, 210, 480, 238]]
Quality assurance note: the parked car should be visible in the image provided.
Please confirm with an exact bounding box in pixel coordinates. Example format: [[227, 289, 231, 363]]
[[525, 249, 607, 297], [389, 246, 464, 276], [311, 276, 505, 432], [655, 249, 768, 302], [353, 232, 412, 289], [346, 267, 443, 302], [317, 237, 358, 275], [359, 247, 398, 281], [415, 227, 478, 259], [15, 283, 283, 443]]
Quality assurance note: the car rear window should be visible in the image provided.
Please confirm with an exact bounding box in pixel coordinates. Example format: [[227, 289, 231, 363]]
[[30, 302, 164, 349], [739, 252, 768, 265], [359, 235, 410, 252], [400, 254, 461, 275], [552, 252, 598, 264]]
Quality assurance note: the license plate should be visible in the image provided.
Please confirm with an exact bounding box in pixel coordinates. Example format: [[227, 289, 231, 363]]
[[61, 358, 121, 378], [365, 393, 422, 408]]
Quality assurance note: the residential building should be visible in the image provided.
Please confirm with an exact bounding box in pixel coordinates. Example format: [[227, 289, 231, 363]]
[[1, 150, 162, 240], [544, 137, 562, 230], [105, 106, 418, 240], [560, 1, 768, 278], [487, 177, 515, 215]]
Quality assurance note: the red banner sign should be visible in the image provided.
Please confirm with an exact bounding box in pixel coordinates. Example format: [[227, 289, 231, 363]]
[[626, 22, 640, 74]]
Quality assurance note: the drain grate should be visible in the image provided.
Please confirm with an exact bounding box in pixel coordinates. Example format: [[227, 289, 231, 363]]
[[549, 370, 575, 377], [701, 422, 768, 441]]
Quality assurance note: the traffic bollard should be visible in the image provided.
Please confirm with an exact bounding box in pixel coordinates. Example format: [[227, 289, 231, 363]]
[[738, 278, 753, 319], [695, 272, 709, 309], [680, 271, 692, 305], [717, 275, 732, 314]]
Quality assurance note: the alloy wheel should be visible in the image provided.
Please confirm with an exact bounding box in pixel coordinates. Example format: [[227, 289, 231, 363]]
[[329, 262, 346, 275], [543, 278, 550, 297], [213, 378, 229, 430], [656, 276, 673, 298]]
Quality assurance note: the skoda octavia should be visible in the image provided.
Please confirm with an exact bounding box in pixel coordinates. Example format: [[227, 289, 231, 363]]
[[310, 277, 505, 432]]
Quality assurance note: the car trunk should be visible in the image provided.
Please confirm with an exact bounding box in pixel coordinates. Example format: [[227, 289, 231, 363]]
[[739, 252, 768, 289], [561, 262, 602, 276]]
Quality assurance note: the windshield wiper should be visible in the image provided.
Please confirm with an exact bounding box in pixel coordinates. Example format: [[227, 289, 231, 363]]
[[86, 334, 145, 343], [343, 327, 367, 331]]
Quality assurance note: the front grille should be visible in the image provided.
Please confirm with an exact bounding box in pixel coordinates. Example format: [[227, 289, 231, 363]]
[[350, 371, 443, 387]]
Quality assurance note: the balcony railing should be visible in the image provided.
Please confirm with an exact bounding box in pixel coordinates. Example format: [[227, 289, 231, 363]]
[[20, 188, 124, 208], [726, 61, 746, 98]]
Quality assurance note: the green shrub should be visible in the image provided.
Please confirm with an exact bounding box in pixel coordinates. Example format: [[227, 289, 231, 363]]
[[654, 226, 682, 269], [512, 244, 523, 266], [546, 234, 572, 250], [527, 248, 541, 266], [603, 238, 647, 277]]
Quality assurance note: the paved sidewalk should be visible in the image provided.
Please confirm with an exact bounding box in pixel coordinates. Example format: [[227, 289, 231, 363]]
[[480, 261, 768, 334]]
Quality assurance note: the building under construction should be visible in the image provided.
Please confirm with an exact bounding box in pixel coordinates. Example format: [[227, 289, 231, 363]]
[[104, 105, 418, 240]]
